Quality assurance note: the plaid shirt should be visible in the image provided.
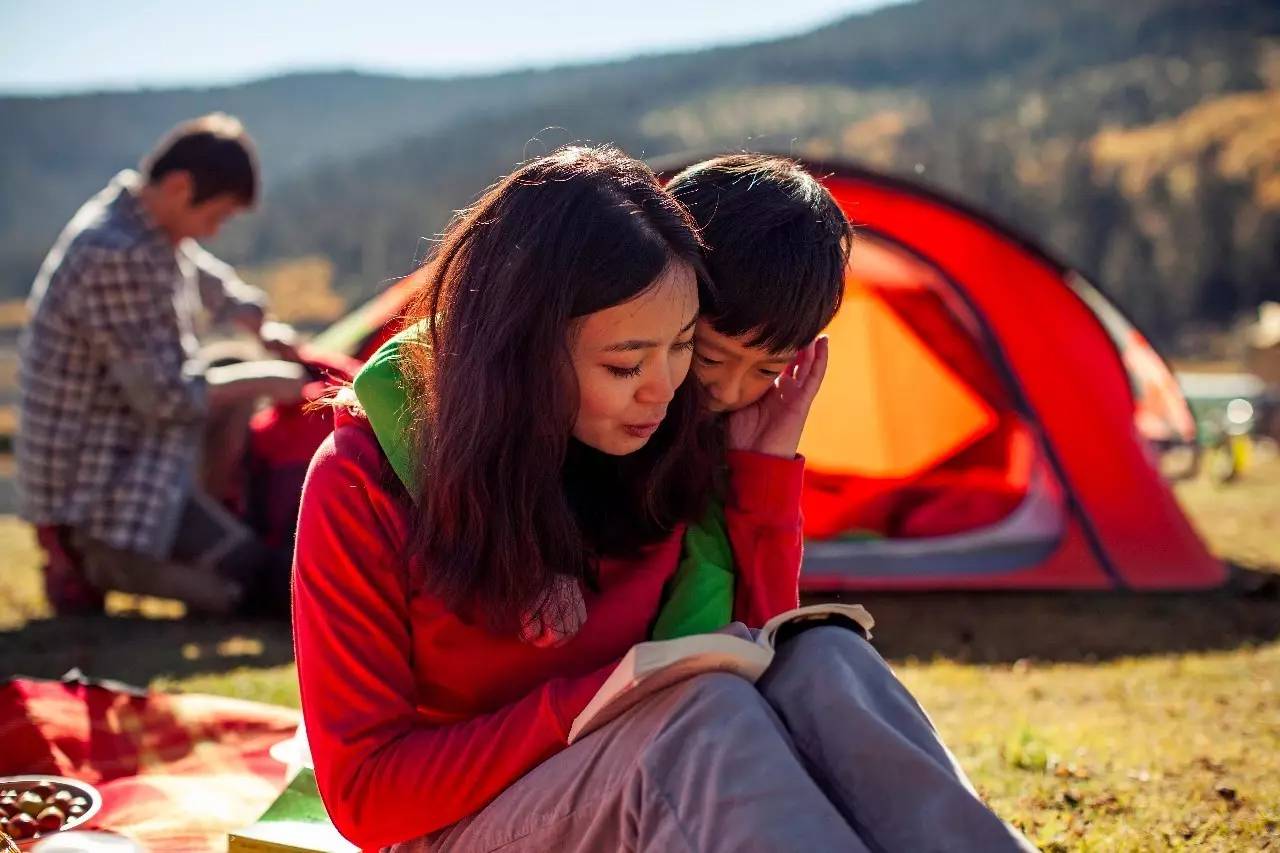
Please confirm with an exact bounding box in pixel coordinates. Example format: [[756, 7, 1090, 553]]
[[17, 170, 266, 558]]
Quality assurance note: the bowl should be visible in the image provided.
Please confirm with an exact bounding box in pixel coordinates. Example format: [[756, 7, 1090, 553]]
[[0, 776, 102, 849]]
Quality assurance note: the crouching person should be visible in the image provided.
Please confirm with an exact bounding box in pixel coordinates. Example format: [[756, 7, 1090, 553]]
[[17, 114, 305, 617]]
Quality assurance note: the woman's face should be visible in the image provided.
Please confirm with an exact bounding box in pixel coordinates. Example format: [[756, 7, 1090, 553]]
[[570, 261, 699, 455]]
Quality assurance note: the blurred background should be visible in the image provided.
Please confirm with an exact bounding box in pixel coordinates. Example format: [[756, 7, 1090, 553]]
[[1, 1, 1278, 849], [3, 0, 1280, 498]]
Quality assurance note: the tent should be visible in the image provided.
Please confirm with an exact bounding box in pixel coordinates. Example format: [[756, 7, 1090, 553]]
[[304, 157, 1225, 592]]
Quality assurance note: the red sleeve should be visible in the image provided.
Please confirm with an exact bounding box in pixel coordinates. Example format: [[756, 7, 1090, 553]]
[[722, 449, 805, 627], [292, 426, 611, 850]]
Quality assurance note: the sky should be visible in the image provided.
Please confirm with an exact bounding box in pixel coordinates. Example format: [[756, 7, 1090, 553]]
[[0, 0, 895, 95]]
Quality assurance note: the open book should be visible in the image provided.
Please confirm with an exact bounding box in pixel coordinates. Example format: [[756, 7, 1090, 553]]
[[568, 603, 874, 744]]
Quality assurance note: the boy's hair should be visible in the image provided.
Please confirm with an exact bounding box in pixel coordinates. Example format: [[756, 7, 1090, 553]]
[[668, 154, 851, 353], [142, 113, 259, 206]]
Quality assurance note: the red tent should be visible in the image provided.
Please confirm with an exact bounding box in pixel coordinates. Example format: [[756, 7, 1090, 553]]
[[303, 157, 1225, 592]]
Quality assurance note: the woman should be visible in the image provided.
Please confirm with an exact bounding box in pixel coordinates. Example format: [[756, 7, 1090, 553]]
[[292, 146, 1032, 851]]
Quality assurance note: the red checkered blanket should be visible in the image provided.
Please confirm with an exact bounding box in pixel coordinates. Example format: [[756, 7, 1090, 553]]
[[0, 676, 299, 851]]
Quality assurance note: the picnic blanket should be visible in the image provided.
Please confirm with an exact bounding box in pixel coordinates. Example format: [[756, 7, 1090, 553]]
[[0, 675, 299, 851]]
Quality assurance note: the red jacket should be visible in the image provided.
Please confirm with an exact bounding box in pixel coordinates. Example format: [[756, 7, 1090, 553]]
[[292, 410, 804, 850]]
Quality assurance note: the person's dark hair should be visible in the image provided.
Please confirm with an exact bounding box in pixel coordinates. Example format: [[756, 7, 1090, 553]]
[[142, 113, 259, 206], [399, 145, 715, 633], [667, 154, 852, 352]]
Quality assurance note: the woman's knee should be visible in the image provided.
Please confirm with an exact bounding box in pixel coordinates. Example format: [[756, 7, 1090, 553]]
[[665, 671, 773, 718], [637, 672, 784, 751], [630, 673, 796, 787]]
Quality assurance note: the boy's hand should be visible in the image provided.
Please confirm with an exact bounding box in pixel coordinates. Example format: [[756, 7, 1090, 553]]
[[726, 335, 828, 459], [260, 320, 303, 363]]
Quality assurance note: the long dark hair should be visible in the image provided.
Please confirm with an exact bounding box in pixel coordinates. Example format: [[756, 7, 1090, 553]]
[[399, 145, 715, 633]]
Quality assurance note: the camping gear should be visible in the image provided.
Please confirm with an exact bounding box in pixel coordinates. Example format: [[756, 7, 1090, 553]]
[[1177, 371, 1276, 483], [299, 157, 1226, 592]]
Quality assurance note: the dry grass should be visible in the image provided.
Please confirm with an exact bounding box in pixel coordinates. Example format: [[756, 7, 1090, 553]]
[[0, 356, 16, 395], [1174, 448, 1280, 571], [239, 256, 347, 326], [0, 301, 27, 329], [903, 646, 1280, 850], [0, 515, 45, 630], [1091, 89, 1280, 209]]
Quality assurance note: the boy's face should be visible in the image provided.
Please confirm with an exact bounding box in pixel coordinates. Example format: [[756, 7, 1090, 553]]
[[177, 193, 245, 241], [152, 171, 246, 242], [692, 320, 797, 412]]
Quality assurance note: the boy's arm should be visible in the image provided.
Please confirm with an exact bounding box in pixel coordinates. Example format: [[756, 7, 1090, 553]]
[[722, 449, 804, 626], [181, 240, 267, 331], [650, 501, 735, 640], [720, 336, 827, 624]]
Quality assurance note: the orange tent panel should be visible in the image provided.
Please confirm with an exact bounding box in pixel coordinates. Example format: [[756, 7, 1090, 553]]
[[800, 277, 997, 480]]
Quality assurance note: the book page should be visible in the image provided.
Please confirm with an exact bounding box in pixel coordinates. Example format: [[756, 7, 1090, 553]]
[[568, 635, 772, 744]]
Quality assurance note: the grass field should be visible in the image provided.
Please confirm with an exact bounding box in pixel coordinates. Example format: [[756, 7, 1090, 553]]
[[1, 457, 1278, 850]]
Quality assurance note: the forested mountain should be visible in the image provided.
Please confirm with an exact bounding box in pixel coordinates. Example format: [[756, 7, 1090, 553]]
[[3, 0, 1278, 347]]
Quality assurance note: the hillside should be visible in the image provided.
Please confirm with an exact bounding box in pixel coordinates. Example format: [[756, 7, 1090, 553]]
[[2, 0, 1278, 347]]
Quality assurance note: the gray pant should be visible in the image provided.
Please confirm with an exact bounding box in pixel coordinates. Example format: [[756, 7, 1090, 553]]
[[392, 627, 1035, 852]]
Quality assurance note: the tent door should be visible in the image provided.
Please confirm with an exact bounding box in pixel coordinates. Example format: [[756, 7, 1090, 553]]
[[803, 452, 1065, 580]]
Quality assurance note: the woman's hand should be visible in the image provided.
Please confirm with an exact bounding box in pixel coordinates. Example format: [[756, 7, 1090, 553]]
[[727, 336, 829, 459]]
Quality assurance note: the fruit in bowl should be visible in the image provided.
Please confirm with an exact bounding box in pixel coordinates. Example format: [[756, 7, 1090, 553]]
[[0, 777, 101, 847]]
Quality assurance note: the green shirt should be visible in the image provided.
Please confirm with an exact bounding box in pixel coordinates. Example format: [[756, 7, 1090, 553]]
[[351, 322, 736, 640]]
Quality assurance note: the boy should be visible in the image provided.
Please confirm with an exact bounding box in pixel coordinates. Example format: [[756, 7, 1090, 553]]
[[18, 113, 306, 616], [651, 153, 850, 637]]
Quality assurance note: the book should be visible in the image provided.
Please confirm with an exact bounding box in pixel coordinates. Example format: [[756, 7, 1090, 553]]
[[227, 768, 356, 853], [568, 603, 875, 744]]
